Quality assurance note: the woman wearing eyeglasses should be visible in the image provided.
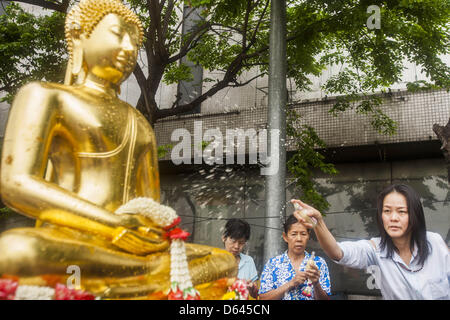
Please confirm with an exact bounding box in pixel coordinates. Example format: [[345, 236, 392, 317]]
[[222, 219, 259, 297]]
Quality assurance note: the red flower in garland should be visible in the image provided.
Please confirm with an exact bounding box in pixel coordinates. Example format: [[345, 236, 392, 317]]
[[54, 283, 96, 300], [0, 279, 18, 300], [163, 217, 181, 231], [167, 283, 200, 300], [167, 288, 184, 300], [231, 279, 247, 292], [168, 288, 200, 300], [229, 279, 249, 300], [165, 227, 190, 241], [185, 292, 200, 300], [302, 286, 313, 298]]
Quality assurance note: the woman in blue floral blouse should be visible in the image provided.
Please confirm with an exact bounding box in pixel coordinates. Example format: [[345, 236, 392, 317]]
[[259, 214, 331, 300]]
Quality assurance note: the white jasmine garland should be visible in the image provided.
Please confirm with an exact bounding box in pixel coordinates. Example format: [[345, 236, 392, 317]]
[[115, 197, 177, 227], [170, 239, 194, 292], [14, 285, 55, 300]]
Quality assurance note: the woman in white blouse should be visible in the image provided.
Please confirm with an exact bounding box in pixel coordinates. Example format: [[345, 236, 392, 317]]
[[292, 184, 449, 300]]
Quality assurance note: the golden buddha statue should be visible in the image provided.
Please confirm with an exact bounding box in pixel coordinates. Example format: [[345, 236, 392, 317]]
[[0, 0, 236, 299]]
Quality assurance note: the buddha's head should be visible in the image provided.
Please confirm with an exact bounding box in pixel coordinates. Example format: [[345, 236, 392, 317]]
[[65, 0, 144, 88]]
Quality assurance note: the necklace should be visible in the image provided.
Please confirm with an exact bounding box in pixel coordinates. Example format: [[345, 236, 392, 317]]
[[398, 262, 424, 273]]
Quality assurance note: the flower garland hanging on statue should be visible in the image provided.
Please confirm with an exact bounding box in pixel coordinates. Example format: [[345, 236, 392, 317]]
[[114, 197, 200, 300], [0, 197, 235, 300]]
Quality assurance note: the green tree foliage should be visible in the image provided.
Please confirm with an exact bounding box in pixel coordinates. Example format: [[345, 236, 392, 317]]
[[0, 2, 66, 102], [0, 0, 448, 210], [3, 1, 447, 122]]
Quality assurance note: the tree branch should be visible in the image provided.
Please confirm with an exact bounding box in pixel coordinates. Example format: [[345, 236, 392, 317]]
[[231, 73, 264, 87], [247, 0, 270, 50], [154, 76, 234, 120], [147, 0, 166, 58], [156, 46, 251, 120], [133, 64, 156, 119], [167, 7, 194, 48], [12, 0, 70, 13], [242, 0, 252, 49], [167, 21, 211, 64], [210, 23, 243, 33], [162, 0, 175, 39], [145, 0, 158, 57]]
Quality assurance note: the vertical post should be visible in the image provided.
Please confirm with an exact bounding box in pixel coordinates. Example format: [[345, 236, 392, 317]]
[[263, 0, 287, 264]]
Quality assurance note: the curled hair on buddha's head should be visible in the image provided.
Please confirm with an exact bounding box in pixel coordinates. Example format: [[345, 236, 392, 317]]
[[64, 0, 144, 84]]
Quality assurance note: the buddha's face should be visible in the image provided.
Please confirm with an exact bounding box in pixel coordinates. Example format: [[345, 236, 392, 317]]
[[81, 13, 140, 85]]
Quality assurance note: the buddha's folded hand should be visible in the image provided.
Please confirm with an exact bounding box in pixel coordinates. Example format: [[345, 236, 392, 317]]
[[110, 212, 169, 255], [118, 212, 159, 231], [111, 198, 181, 255], [112, 226, 169, 255]]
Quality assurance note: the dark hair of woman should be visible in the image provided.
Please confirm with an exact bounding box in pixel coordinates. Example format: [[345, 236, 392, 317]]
[[223, 218, 251, 240], [284, 214, 299, 234], [283, 214, 312, 235], [376, 184, 430, 266]]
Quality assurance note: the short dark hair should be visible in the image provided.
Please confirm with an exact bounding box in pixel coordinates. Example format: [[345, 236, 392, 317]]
[[223, 219, 251, 240], [283, 214, 311, 234], [376, 184, 430, 266], [284, 214, 298, 234]]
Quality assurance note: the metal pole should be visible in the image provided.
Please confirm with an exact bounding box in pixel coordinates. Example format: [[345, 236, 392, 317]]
[[263, 0, 287, 264]]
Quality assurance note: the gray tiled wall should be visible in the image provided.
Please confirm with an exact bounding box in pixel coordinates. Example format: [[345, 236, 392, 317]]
[[154, 89, 449, 159]]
